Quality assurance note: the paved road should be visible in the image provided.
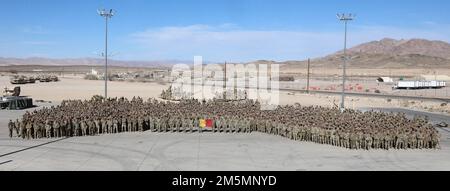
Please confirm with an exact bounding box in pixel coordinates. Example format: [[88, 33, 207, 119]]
[[358, 107, 450, 125], [288, 89, 450, 102]]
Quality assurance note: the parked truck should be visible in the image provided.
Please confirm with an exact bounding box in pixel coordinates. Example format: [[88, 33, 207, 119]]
[[393, 81, 446, 89]]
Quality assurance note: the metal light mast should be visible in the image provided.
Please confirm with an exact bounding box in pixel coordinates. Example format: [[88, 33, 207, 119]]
[[337, 13, 354, 111], [98, 8, 115, 98]]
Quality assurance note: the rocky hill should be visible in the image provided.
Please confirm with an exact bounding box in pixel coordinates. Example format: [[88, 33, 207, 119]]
[[344, 38, 450, 59], [280, 38, 450, 70]]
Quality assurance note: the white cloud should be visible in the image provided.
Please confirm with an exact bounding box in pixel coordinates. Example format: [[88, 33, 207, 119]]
[[129, 24, 450, 62]]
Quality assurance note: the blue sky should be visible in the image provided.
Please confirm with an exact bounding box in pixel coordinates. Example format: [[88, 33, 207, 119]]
[[0, 0, 449, 62]]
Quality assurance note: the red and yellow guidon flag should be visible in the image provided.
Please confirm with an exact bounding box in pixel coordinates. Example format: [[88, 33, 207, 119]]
[[206, 119, 213, 128], [200, 119, 213, 128], [199, 119, 206, 128]]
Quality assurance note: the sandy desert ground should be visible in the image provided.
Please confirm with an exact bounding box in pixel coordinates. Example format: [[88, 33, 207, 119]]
[[1, 75, 448, 114]]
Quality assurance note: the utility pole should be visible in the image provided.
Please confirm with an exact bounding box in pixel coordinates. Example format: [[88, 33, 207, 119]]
[[434, 70, 437, 97], [306, 58, 311, 94], [337, 13, 355, 111], [224, 61, 227, 100], [98, 8, 115, 99]]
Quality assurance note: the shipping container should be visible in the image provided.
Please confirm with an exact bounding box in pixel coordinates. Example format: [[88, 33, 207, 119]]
[[393, 81, 446, 89]]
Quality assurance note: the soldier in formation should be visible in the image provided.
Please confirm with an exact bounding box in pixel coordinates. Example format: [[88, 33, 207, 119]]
[[10, 96, 440, 150], [8, 120, 15, 138]]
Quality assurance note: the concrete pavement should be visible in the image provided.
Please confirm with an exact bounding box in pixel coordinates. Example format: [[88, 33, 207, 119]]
[[1, 104, 450, 171]]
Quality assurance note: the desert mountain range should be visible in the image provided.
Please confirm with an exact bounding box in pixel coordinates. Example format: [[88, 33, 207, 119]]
[[0, 57, 176, 68], [277, 38, 450, 70], [1, 38, 450, 70]]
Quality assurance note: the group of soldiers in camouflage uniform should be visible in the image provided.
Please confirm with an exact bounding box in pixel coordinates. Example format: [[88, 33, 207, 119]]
[[8, 96, 440, 150]]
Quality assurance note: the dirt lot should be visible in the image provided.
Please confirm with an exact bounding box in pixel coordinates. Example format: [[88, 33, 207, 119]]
[[1, 74, 448, 114]]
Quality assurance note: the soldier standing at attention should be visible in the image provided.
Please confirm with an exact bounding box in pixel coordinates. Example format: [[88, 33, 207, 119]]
[[175, 117, 181, 132], [33, 121, 41, 139], [45, 120, 52, 138], [74, 118, 81, 136], [145, 115, 151, 131], [129, 117, 135, 132], [113, 119, 119, 133], [107, 117, 113, 133], [80, 119, 87, 136], [168, 117, 174, 132], [156, 117, 161, 132], [193, 117, 199, 133], [184, 117, 190, 132], [26, 121, 33, 139], [134, 117, 140, 132], [101, 118, 107, 134], [150, 117, 156, 132], [15, 119, 20, 137], [40, 120, 46, 138], [66, 119, 72, 137], [59, 119, 66, 137], [8, 120, 14, 138], [121, 117, 127, 132], [20, 121, 26, 139], [54, 121, 61, 138], [138, 117, 143, 132]]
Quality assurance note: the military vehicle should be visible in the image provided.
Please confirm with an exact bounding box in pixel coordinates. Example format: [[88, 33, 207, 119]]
[[25, 76, 36, 83], [36, 74, 59, 82], [0, 87, 34, 110], [50, 75, 59, 82], [10, 75, 27, 84], [10, 75, 37, 84], [38, 74, 51, 82]]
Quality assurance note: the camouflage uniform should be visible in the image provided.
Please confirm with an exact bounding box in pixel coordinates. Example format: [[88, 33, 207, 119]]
[[8, 120, 14, 138], [20, 121, 26, 139], [113, 119, 119, 133], [54, 121, 61, 138], [66, 119, 72, 137], [101, 119, 107, 134], [81, 120, 88, 136], [14, 119, 20, 136], [45, 121, 52, 138], [138, 117, 143, 132], [121, 118, 127, 132]]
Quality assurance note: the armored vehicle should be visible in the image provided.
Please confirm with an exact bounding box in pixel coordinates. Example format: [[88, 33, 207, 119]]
[[38, 74, 51, 82], [25, 76, 36, 83], [0, 87, 34, 110], [10, 75, 27, 84], [50, 75, 59, 82]]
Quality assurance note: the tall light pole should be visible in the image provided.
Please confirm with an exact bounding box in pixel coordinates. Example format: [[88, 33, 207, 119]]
[[98, 8, 115, 98], [306, 58, 310, 94], [337, 13, 354, 111]]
